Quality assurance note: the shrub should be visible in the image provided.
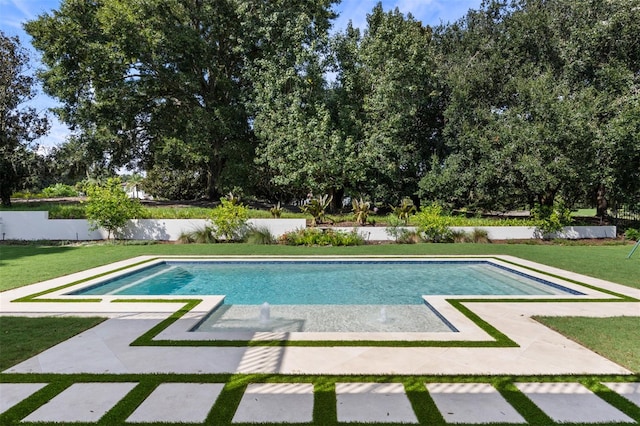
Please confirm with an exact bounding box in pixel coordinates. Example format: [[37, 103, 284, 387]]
[[177, 232, 195, 244], [300, 194, 332, 226], [469, 228, 490, 243], [178, 226, 217, 244], [414, 203, 453, 242], [270, 202, 283, 218], [278, 228, 364, 246], [391, 198, 416, 225], [210, 197, 249, 241], [41, 183, 77, 198], [245, 226, 275, 244], [49, 204, 86, 219], [532, 201, 573, 237], [625, 228, 640, 241], [85, 177, 143, 240], [352, 197, 371, 225], [395, 229, 422, 244], [450, 229, 468, 243]]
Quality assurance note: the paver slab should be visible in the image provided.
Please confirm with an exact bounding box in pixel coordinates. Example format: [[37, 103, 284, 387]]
[[515, 382, 635, 424], [426, 383, 525, 424], [603, 382, 640, 407], [0, 383, 47, 414], [336, 382, 418, 423], [22, 382, 137, 423], [232, 383, 314, 423], [126, 383, 224, 423]]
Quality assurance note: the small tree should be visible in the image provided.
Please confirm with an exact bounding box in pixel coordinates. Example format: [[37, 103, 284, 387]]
[[532, 201, 573, 238], [210, 196, 249, 241], [414, 203, 453, 243], [85, 177, 143, 239]]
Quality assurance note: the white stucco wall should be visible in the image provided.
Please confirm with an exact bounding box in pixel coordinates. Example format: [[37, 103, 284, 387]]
[[0, 211, 615, 241], [333, 225, 617, 241], [0, 212, 305, 241]]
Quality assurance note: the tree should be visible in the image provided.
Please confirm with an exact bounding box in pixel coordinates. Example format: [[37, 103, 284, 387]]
[[249, 2, 356, 207], [355, 4, 443, 204], [0, 32, 49, 206], [26, 0, 338, 201], [45, 135, 115, 186], [420, 0, 640, 211], [210, 196, 249, 241], [85, 177, 143, 239], [253, 3, 443, 207], [124, 173, 145, 199]]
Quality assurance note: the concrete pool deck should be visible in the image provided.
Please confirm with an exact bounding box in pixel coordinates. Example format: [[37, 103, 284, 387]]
[[1, 255, 639, 423]]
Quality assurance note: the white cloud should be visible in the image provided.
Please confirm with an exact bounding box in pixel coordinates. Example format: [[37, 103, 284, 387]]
[[9, 0, 35, 20]]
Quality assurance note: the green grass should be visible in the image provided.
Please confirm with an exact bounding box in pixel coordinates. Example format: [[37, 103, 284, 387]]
[[1, 243, 638, 292], [0, 316, 105, 371], [535, 316, 640, 373], [572, 208, 597, 217]]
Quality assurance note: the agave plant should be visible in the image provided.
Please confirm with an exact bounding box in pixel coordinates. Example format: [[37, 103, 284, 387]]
[[352, 197, 372, 225], [270, 202, 283, 218], [392, 198, 417, 225], [301, 194, 332, 226], [225, 192, 241, 205]]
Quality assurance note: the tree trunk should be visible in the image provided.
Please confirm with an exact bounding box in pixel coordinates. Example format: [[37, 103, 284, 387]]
[[596, 184, 608, 221], [0, 181, 12, 207], [410, 194, 421, 210], [328, 187, 344, 213], [0, 164, 14, 207], [537, 189, 557, 207], [206, 157, 223, 201]]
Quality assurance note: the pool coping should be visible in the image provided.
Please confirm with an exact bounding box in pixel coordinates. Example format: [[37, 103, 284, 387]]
[[1, 255, 638, 348]]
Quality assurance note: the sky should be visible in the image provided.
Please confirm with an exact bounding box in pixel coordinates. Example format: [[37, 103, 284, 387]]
[[1, 0, 482, 148]]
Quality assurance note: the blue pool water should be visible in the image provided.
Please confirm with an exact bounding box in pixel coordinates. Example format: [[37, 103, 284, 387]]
[[71, 261, 580, 304]]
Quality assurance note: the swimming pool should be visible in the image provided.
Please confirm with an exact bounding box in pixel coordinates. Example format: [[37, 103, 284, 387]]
[[71, 260, 580, 302], [68, 259, 584, 334]]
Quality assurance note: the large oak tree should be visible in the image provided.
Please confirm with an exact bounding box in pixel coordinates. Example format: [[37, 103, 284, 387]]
[[26, 0, 336, 200]]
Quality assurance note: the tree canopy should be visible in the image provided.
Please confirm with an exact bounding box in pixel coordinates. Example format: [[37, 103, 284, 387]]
[[26, 0, 337, 200], [22, 0, 639, 212], [419, 0, 639, 210], [0, 32, 49, 206]]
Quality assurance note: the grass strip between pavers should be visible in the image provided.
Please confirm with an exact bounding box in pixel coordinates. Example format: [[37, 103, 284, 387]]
[[7, 255, 637, 348], [404, 378, 446, 424], [1, 374, 638, 425], [582, 378, 640, 420], [495, 379, 555, 424], [313, 379, 338, 424]]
